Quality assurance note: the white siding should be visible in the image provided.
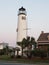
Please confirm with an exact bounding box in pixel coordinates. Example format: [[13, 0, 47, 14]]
[[0, 45, 3, 49]]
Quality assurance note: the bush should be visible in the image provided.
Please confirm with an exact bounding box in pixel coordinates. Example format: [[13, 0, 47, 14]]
[[0, 50, 4, 55], [10, 52, 15, 58], [16, 55, 21, 58], [31, 49, 47, 58]]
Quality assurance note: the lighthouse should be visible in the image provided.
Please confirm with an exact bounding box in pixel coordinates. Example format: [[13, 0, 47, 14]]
[[17, 7, 27, 42]]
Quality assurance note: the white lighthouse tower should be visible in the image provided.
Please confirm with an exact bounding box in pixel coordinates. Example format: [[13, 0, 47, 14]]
[[17, 7, 27, 42]]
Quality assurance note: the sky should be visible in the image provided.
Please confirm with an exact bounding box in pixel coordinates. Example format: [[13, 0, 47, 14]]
[[0, 0, 49, 47]]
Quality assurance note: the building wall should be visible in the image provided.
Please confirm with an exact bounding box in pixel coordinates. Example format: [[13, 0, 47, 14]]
[[38, 42, 49, 51], [17, 14, 27, 42], [0, 45, 3, 49], [0, 43, 8, 50]]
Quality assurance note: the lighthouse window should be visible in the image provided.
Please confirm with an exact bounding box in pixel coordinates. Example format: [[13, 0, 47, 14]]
[[22, 16, 26, 20]]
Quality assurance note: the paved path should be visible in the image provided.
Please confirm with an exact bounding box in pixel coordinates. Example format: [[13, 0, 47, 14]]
[[0, 61, 49, 65]]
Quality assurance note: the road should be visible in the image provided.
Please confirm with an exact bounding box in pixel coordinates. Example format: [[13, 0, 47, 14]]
[[0, 62, 33, 65], [0, 61, 49, 65]]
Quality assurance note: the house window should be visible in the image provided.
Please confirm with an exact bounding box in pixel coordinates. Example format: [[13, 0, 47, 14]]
[[22, 16, 26, 20]]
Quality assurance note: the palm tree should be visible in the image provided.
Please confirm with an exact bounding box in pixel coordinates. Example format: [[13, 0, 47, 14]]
[[3, 46, 9, 55], [24, 37, 37, 58], [17, 36, 37, 57], [17, 38, 26, 56], [21, 38, 27, 56], [15, 47, 20, 56], [6, 46, 9, 55], [25, 37, 37, 50], [31, 37, 37, 49]]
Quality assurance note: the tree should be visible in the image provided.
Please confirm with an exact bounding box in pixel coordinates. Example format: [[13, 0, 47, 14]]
[[17, 38, 26, 57], [21, 38, 27, 56], [31, 37, 37, 49], [3, 46, 9, 55], [17, 36, 37, 58], [24, 37, 37, 58], [14, 47, 20, 56]]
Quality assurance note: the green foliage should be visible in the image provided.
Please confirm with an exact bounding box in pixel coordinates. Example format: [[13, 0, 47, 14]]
[[17, 36, 37, 57], [0, 50, 4, 55], [31, 49, 47, 58]]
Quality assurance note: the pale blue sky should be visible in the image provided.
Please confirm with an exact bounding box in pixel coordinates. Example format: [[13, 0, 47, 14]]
[[0, 0, 49, 47]]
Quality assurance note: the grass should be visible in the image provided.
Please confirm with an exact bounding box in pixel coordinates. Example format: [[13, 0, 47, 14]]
[[0, 55, 49, 64], [14, 58, 49, 63]]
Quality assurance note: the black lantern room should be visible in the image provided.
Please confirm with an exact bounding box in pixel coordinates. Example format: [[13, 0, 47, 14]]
[[18, 7, 26, 15]]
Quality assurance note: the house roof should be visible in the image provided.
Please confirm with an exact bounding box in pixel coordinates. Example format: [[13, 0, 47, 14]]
[[37, 32, 49, 42]]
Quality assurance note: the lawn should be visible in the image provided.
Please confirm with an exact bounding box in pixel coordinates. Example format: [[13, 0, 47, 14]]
[[0, 55, 49, 64]]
